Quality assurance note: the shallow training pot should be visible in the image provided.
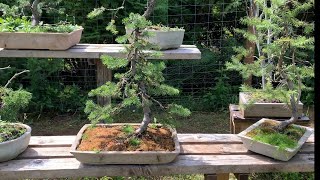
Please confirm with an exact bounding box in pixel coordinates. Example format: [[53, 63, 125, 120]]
[[238, 118, 313, 161], [70, 123, 180, 164]]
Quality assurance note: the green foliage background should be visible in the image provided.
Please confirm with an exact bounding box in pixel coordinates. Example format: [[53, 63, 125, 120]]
[[0, 0, 314, 115]]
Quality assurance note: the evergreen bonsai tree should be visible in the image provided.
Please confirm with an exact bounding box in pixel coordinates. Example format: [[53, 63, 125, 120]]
[[226, 0, 314, 130], [0, 67, 32, 122], [0, 0, 63, 26], [85, 0, 190, 136]]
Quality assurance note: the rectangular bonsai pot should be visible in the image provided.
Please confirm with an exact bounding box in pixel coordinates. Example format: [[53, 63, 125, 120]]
[[238, 118, 313, 161], [70, 123, 180, 164], [0, 28, 83, 50], [239, 92, 304, 118]]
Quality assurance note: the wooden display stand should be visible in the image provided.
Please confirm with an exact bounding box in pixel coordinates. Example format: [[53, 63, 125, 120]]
[[0, 44, 201, 105], [229, 104, 310, 134]]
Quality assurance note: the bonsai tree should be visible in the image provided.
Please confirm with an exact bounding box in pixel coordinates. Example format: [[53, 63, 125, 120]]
[[0, 0, 63, 26], [85, 0, 191, 135], [226, 0, 314, 130], [0, 66, 32, 122]]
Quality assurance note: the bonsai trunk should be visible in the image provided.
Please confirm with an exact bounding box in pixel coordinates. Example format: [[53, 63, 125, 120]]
[[31, 0, 41, 26], [275, 51, 300, 131], [135, 82, 152, 135], [134, 0, 157, 135]]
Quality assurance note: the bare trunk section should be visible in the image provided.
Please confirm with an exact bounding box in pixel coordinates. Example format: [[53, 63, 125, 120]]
[[134, 0, 158, 135], [135, 82, 152, 135], [31, 0, 41, 26], [275, 51, 299, 131]]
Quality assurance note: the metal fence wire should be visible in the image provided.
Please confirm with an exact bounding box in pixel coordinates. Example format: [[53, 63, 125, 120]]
[[0, 0, 249, 111]]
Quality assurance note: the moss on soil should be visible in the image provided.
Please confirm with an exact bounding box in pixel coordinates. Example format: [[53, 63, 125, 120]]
[[0, 123, 26, 143], [246, 120, 306, 149]]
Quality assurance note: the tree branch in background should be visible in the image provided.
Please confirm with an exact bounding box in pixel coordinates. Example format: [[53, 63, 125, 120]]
[[4, 70, 30, 88]]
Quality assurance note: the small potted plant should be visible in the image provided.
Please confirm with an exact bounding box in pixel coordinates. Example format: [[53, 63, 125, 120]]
[[70, 0, 191, 164], [226, 0, 314, 161], [0, 1, 83, 50], [0, 66, 32, 162]]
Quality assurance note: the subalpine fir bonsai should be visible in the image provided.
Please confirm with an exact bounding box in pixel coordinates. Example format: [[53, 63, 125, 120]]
[[70, 0, 191, 164], [0, 66, 32, 162], [0, 0, 83, 50], [226, 0, 314, 161]]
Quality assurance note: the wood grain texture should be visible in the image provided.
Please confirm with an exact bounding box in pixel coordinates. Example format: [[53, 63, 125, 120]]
[[0, 44, 201, 59], [2, 134, 312, 179], [96, 59, 112, 105], [0, 154, 314, 179]]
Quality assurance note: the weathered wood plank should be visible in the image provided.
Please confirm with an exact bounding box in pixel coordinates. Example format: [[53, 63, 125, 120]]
[[29, 136, 75, 146], [96, 59, 112, 105], [0, 44, 201, 59], [0, 154, 313, 179], [18, 142, 314, 159], [28, 134, 314, 146]]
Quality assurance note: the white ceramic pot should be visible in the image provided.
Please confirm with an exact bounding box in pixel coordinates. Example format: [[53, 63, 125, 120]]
[[238, 118, 313, 161], [0, 123, 31, 162]]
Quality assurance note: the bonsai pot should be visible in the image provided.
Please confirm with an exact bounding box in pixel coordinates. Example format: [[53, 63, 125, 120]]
[[239, 92, 304, 118], [126, 28, 185, 50], [0, 27, 83, 50], [238, 118, 313, 161], [0, 123, 32, 162], [70, 123, 180, 164]]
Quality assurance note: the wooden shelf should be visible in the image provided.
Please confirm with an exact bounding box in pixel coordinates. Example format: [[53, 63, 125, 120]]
[[0, 44, 201, 59]]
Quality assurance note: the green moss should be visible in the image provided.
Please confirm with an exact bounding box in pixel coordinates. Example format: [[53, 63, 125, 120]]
[[0, 122, 27, 143], [247, 123, 305, 150]]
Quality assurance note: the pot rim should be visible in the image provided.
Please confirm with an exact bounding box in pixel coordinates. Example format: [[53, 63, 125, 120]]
[[0, 27, 83, 35], [238, 118, 314, 151], [0, 123, 32, 145], [70, 123, 180, 154]]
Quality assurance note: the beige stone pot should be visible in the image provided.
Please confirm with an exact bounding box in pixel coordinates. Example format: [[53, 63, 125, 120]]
[[239, 92, 304, 118], [238, 118, 313, 161], [0, 123, 31, 162], [126, 28, 185, 50], [0, 28, 83, 50], [70, 123, 180, 164]]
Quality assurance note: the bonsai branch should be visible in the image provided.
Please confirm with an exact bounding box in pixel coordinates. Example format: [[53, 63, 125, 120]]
[[4, 70, 30, 89], [143, 0, 157, 18]]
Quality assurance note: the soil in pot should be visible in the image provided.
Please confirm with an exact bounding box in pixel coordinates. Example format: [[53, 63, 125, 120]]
[[243, 92, 282, 103], [77, 125, 175, 152], [0, 123, 27, 143], [246, 120, 306, 149]]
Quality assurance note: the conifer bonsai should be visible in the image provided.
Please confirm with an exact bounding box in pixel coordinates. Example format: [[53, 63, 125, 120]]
[[85, 0, 190, 136], [226, 0, 314, 131]]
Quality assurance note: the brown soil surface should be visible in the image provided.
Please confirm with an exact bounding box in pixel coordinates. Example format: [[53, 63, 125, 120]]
[[77, 125, 175, 152]]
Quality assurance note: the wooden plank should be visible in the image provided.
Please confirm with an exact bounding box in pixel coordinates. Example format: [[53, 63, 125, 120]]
[[29, 136, 75, 146], [18, 143, 313, 159], [28, 134, 314, 146], [0, 154, 314, 179], [0, 44, 201, 59]]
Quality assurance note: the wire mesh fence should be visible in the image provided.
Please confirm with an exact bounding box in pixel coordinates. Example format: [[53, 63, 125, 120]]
[[0, 0, 248, 112]]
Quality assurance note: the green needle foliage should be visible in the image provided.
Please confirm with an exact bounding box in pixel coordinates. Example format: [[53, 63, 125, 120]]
[[226, 0, 314, 130], [85, 12, 191, 135], [0, 68, 32, 122]]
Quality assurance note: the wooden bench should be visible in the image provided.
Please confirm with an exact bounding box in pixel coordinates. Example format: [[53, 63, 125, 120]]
[[229, 104, 311, 134], [0, 134, 314, 180]]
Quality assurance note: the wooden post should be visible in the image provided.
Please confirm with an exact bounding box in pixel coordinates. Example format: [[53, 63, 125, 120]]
[[204, 173, 229, 180], [234, 173, 249, 180], [96, 59, 112, 105]]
